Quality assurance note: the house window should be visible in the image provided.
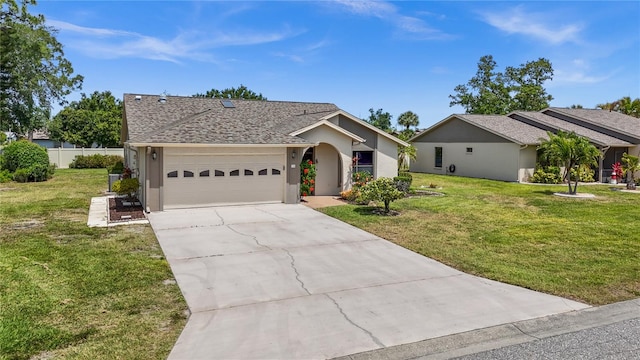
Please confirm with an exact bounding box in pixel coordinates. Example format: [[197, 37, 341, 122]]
[[167, 170, 178, 178], [353, 151, 373, 175], [258, 169, 268, 176], [244, 169, 253, 176], [466, 147, 473, 154], [230, 169, 239, 176], [184, 170, 194, 178], [199, 170, 210, 177], [271, 168, 281, 175], [215, 170, 224, 177], [435, 147, 443, 168]]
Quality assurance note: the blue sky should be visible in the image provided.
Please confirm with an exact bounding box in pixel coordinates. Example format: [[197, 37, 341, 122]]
[[38, 0, 640, 128]]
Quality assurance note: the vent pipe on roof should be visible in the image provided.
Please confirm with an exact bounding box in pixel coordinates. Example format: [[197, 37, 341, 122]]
[[159, 94, 167, 103], [304, 109, 307, 115], [134, 95, 142, 102]]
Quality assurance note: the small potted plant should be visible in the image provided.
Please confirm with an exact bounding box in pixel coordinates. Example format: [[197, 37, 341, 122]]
[[611, 162, 622, 184]]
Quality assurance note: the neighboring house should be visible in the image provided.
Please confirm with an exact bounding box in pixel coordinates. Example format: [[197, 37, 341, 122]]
[[122, 94, 407, 212], [31, 130, 75, 148], [410, 108, 640, 183]]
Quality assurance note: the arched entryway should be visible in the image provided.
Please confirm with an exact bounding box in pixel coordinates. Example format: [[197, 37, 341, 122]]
[[302, 143, 342, 195]]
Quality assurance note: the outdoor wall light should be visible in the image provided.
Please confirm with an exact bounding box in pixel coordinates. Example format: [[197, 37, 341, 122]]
[[152, 151, 157, 160], [292, 150, 296, 159]]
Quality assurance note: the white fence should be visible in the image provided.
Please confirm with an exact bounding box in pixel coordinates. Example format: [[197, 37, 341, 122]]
[[48, 147, 124, 169]]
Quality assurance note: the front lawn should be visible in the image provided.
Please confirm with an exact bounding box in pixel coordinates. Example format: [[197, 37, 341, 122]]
[[0, 169, 186, 360], [321, 173, 640, 305]]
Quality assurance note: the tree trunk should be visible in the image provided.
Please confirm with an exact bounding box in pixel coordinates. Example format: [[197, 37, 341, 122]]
[[384, 200, 390, 213]]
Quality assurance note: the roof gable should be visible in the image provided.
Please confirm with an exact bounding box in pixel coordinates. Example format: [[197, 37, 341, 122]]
[[411, 114, 548, 145]]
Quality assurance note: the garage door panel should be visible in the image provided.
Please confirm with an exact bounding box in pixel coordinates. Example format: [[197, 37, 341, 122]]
[[163, 153, 285, 209]]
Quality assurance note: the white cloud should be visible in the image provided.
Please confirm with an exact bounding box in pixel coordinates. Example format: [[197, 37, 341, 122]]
[[553, 70, 610, 85], [47, 20, 302, 63], [479, 6, 582, 45], [331, 0, 453, 40]]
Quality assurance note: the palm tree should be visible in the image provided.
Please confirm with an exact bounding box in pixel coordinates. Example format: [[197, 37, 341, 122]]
[[397, 111, 420, 132], [597, 97, 640, 118], [538, 130, 600, 194], [398, 144, 417, 170], [621, 153, 640, 189]]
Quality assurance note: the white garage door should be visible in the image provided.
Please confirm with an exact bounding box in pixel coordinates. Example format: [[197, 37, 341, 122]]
[[163, 151, 285, 209]]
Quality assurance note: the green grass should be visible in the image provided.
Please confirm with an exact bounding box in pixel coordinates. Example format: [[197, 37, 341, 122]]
[[0, 169, 187, 360], [321, 173, 640, 306]]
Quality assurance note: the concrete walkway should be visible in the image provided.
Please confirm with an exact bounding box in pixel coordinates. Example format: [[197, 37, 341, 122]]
[[148, 204, 588, 359], [302, 195, 349, 209]]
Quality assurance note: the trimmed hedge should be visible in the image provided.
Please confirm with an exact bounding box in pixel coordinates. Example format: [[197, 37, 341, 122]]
[[70, 154, 124, 169], [1, 140, 55, 182]]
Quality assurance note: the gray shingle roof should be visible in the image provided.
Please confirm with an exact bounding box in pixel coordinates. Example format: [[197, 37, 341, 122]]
[[124, 94, 340, 145], [511, 111, 632, 146], [545, 108, 640, 140], [457, 114, 549, 145]]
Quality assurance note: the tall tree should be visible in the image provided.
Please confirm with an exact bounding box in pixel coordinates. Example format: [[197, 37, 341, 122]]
[[0, 0, 83, 136], [538, 130, 600, 195], [597, 96, 640, 118], [193, 84, 266, 100], [48, 91, 122, 148], [449, 55, 553, 114], [366, 108, 392, 132], [397, 111, 419, 132]]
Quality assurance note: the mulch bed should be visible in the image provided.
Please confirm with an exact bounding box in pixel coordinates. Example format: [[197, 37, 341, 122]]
[[108, 197, 146, 223]]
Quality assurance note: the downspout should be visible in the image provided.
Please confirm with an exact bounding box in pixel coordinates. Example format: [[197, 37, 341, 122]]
[[599, 146, 610, 183], [127, 145, 143, 211]]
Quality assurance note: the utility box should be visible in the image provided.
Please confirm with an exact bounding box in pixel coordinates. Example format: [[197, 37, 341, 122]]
[[108, 174, 121, 192]]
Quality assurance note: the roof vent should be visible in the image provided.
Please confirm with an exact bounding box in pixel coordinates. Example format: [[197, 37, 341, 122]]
[[304, 109, 307, 115], [159, 95, 167, 103], [221, 99, 235, 108], [134, 95, 142, 102]]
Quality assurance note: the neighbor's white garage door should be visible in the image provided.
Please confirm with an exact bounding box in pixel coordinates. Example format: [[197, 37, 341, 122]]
[[163, 149, 286, 209]]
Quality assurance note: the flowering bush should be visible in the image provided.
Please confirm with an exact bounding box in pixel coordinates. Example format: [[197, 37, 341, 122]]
[[300, 159, 316, 197], [360, 177, 404, 213]]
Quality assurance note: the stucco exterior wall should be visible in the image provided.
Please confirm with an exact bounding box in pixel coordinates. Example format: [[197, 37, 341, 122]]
[[411, 142, 523, 182], [376, 134, 399, 179], [518, 146, 537, 182], [297, 125, 352, 193]]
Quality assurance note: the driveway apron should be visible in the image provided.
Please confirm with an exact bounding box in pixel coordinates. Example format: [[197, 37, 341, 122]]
[[148, 204, 589, 359]]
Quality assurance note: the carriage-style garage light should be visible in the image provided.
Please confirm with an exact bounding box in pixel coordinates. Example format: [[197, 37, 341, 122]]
[[291, 150, 296, 159], [152, 151, 157, 160]]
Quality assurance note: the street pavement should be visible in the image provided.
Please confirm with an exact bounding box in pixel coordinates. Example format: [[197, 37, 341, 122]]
[[148, 204, 589, 359]]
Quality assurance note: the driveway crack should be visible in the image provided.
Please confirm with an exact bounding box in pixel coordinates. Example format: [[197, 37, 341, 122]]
[[213, 209, 225, 226], [325, 294, 385, 348], [283, 249, 311, 295], [226, 225, 271, 250]]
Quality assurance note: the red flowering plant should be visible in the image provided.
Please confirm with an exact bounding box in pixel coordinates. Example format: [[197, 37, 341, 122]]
[[300, 159, 316, 197], [612, 162, 622, 178]]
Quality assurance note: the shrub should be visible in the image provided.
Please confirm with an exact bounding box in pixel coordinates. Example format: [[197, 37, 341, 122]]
[[393, 176, 411, 193], [107, 160, 124, 174], [340, 189, 358, 202], [360, 177, 405, 213], [112, 178, 140, 199], [13, 168, 31, 183], [570, 164, 595, 182], [1, 140, 50, 173], [1, 140, 54, 182], [530, 165, 562, 184], [300, 160, 316, 196], [0, 169, 13, 183], [70, 154, 123, 169], [352, 171, 373, 189]]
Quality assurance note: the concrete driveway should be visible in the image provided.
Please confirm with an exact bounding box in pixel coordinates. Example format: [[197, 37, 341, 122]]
[[148, 204, 588, 359]]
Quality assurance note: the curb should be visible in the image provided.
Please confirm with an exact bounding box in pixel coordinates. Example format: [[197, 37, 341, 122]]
[[333, 298, 640, 360]]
